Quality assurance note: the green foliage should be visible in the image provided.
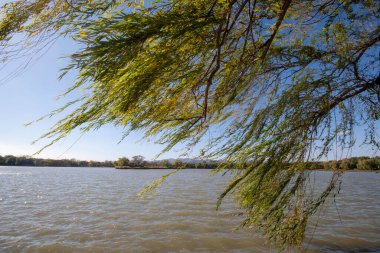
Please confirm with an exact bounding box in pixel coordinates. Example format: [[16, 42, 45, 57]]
[[131, 155, 145, 166], [137, 168, 180, 198], [310, 157, 380, 171], [0, 154, 114, 167], [1, 0, 380, 249], [356, 157, 380, 170], [114, 156, 130, 167]]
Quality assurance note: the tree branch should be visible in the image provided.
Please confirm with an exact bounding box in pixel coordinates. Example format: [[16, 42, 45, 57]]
[[260, 0, 292, 61]]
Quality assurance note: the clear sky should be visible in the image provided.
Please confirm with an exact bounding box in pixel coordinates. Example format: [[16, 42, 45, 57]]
[[0, 37, 191, 161], [0, 37, 378, 162]]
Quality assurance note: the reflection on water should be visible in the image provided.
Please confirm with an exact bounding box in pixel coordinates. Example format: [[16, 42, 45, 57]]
[[0, 167, 379, 253]]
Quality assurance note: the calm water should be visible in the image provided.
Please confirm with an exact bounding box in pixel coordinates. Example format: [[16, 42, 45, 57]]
[[0, 167, 379, 253]]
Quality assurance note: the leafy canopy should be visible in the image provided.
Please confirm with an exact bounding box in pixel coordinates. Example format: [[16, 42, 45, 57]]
[[1, 0, 379, 248]]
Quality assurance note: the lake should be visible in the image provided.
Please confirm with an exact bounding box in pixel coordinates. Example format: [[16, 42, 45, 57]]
[[0, 167, 379, 253]]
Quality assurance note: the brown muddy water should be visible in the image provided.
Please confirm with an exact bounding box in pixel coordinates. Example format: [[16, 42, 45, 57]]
[[0, 167, 379, 253]]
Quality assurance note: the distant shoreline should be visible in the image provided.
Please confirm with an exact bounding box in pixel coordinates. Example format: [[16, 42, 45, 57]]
[[0, 165, 114, 168], [310, 169, 379, 173], [1, 155, 379, 171], [115, 166, 212, 170], [115, 166, 168, 170], [1, 165, 378, 172]]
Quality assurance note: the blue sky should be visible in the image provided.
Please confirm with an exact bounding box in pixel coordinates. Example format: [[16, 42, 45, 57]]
[[0, 37, 189, 161]]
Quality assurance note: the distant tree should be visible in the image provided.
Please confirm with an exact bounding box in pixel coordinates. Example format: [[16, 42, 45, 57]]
[[307, 162, 323, 170], [114, 157, 130, 167], [173, 160, 184, 169], [131, 155, 145, 166], [340, 159, 356, 170], [1, 0, 379, 248], [104, 160, 114, 167], [159, 160, 171, 168], [15, 156, 34, 166], [357, 158, 380, 170], [4, 155, 16, 166]]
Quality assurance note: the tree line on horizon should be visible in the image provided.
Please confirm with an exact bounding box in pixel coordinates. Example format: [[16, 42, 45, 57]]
[[0, 155, 114, 167], [114, 156, 219, 169], [1, 154, 379, 171], [0, 154, 218, 168], [308, 156, 380, 171]]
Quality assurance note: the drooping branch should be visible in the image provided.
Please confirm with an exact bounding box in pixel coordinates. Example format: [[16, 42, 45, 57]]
[[260, 0, 292, 60]]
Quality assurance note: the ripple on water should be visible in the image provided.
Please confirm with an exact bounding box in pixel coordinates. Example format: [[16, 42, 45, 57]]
[[0, 167, 379, 253]]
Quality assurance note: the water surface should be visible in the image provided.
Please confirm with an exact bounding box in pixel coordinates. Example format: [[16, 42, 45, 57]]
[[0, 167, 379, 252]]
